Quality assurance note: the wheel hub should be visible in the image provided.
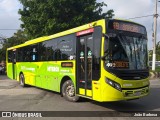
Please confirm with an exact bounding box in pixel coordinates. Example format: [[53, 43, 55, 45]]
[[66, 85, 75, 97]]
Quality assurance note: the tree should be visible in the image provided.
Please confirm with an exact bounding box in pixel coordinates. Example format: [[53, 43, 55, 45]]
[[6, 30, 28, 47], [0, 37, 6, 62], [148, 42, 160, 62], [0, 30, 28, 61], [18, 0, 114, 39], [156, 42, 160, 61], [148, 50, 153, 61]]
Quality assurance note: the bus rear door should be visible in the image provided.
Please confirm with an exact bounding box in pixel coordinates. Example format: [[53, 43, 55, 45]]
[[11, 50, 17, 79]]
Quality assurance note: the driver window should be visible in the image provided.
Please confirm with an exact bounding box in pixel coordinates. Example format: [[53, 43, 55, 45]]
[[110, 37, 127, 61]]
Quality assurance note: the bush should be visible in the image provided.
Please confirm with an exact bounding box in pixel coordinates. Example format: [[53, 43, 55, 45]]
[[155, 67, 160, 72], [150, 67, 160, 72]]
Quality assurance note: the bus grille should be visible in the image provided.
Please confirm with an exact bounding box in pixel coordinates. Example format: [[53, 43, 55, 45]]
[[118, 71, 149, 80], [107, 69, 149, 80], [123, 87, 148, 97]]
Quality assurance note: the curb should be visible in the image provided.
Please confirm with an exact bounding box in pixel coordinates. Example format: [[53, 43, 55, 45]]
[[150, 72, 160, 79]]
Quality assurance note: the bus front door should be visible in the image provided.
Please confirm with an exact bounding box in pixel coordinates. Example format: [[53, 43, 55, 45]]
[[77, 34, 93, 98]]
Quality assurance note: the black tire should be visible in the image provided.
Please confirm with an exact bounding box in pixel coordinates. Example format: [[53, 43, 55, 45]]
[[62, 80, 79, 102], [19, 73, 27, 87]]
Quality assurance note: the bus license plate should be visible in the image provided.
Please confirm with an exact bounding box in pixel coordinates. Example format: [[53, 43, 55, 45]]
[[134, 91, 141, 96]]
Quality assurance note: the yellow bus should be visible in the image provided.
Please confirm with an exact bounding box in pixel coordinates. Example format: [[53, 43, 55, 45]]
[[7, 19, 149, 102]]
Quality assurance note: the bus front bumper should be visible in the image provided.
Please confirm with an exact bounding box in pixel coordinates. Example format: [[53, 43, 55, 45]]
[[100, 85, 149, 102]]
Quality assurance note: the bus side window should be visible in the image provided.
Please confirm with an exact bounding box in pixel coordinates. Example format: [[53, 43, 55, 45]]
[[45, 39, 56, 61], [23, 46, 30, 62], [8, 50, 12, 63], [56, 34, 76, 60], [31, 45, 38, 62], [38, 42, 46, 61], [47, 47, 54, 61], [92, 26, 102, 80], [17, 48, 23, 62]]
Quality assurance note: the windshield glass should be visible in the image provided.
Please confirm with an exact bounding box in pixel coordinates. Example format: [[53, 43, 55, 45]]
[[104, 34, 148, 70]]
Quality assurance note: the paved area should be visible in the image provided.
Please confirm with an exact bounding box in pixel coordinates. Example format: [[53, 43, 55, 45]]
[[0, 75, 159, 120], [150, 78, 160, 86], [0, 75, 9, 80]]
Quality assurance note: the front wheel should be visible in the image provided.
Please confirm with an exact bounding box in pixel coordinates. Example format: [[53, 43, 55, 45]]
[[62, 80, 79, 102]]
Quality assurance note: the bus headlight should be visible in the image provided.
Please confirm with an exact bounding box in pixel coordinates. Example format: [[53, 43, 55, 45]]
[[106, 78, 122, 91]]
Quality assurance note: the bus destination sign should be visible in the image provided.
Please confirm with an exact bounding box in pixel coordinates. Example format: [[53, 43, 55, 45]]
[[109, 20, 146, 34], [76, 28, 94, 36]]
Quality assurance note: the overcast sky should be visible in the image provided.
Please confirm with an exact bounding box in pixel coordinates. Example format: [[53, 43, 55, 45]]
[[0, 0, 160, 50]]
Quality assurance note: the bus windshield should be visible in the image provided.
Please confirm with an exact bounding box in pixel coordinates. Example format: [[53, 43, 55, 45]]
[[104, 34, 148, 70]]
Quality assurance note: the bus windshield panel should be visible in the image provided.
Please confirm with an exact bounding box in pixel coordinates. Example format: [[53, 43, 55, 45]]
[[105, 20, 148, 70]]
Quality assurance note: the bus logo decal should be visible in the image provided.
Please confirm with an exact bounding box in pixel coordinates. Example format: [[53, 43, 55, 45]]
[[61, 62, 73, 67], [47, 66, 59, 72], [21, 66, 35, 72]]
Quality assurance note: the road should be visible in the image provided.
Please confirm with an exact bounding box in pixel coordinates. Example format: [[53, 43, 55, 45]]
[[0, 75, 160, 120]]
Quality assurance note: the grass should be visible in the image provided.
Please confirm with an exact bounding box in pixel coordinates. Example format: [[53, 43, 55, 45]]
[[150, 67, 160, 72], [155, 67, 160, 72]]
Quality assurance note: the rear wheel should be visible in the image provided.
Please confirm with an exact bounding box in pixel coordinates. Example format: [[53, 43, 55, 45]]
[[19, 73, 27, 87], [62, 80, 79, 102]]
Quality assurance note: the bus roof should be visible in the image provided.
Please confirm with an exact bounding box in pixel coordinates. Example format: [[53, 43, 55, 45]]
[[7, 18, 145, 50], [7, 19, 106, 50]]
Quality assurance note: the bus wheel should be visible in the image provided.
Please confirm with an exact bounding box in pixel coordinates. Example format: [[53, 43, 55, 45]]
[[62, 80, 79, 102], [19, 73, 26, 87]]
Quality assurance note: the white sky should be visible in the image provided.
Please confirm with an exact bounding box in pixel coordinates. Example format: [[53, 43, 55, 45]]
[[0, 0, 160, 50], [0, 0, 21, 38]]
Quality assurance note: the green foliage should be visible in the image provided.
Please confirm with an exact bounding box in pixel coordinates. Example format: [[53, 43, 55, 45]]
[[148, 50, 153, 61], [149, 44, 160, 61], [155, 67, 160, 72], [0, 30, 28, 61], [156, 43, 160, 61], [0, 38, 6, 61], [6, 30, 28, 47], [18, 0, 114, 39], [150, 67, 160, 72]]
